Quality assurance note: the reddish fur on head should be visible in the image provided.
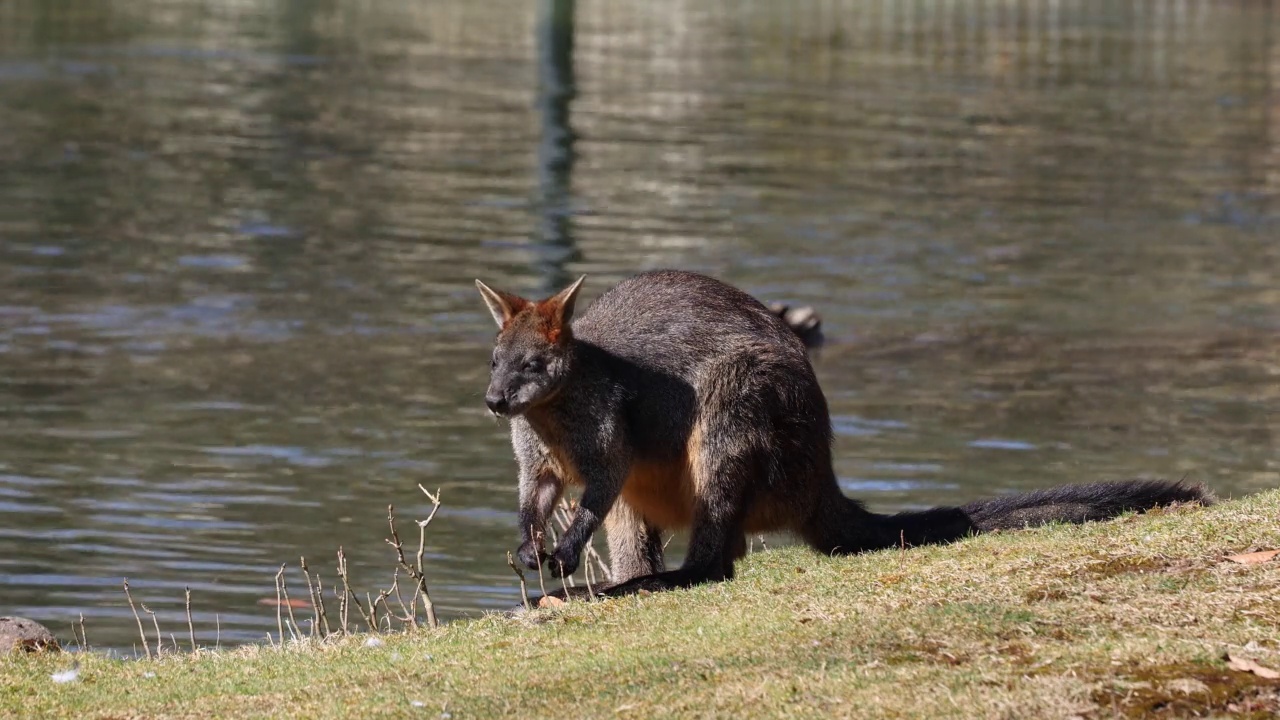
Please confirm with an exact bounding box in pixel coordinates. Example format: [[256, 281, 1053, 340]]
[[475, 275, 587, 345]]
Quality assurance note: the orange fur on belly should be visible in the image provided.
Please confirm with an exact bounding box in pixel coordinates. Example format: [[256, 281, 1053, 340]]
[[620, 459, 694, 529]]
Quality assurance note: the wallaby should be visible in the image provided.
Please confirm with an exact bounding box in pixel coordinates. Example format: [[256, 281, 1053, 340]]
[[475, 270, 1212, 597]]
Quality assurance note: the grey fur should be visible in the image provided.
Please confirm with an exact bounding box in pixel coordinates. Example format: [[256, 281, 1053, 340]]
[[475, 270, 1214, 599]]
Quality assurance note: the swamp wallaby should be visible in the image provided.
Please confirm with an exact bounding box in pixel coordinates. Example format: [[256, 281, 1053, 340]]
[[475, 270, 1211, 597]]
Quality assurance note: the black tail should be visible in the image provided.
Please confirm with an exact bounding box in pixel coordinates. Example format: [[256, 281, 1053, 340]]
[[808, 480, 1213, 554]]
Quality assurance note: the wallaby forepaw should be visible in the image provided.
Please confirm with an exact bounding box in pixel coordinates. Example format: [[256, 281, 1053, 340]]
[[548, 546, 581, 578], [516, 541, 545, 571]]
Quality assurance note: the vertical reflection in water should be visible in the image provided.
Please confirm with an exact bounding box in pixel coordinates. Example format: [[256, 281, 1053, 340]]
[[534, 0, 581, 294]]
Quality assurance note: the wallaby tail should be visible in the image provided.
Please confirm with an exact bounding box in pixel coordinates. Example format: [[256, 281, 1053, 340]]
[[957, 479, 1214, 531], [806, 479, 1213, 554]]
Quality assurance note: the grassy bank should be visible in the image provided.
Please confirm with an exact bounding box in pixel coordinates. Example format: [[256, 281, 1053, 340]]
[[4, 489, 1279, 719]]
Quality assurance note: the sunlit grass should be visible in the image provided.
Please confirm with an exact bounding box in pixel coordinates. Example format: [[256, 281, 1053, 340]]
[[4, 490, 1279, 719]]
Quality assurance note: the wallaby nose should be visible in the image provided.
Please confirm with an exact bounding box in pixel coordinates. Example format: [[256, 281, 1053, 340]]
[[485, 394, 509, 415]]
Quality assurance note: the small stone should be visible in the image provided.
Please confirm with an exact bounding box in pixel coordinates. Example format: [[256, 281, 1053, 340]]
[[0, 617, 61, 654], [363, 637, 384, 648]]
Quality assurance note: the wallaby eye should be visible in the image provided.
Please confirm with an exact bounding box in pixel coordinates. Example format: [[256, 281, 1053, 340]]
[[523, 358, 543, 373]]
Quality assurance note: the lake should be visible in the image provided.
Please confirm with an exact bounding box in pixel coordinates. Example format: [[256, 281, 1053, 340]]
[[0, 0, 1277, 651]]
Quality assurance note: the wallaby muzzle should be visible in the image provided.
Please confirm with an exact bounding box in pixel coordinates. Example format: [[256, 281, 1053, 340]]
[[484, 391, 510, 416]]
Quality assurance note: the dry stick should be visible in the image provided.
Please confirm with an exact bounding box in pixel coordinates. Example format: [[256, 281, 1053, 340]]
[[122, 578, 152, 660], [299, 556, 324, 639], [506, 551, 532, 610], [215, 614, 221, 651], [414, 485, 443, 628], [533, 529, 549, 600], [387, 504, 420, 626], [274, 565, 287, 644], [74, 613, 87, 651], [337, 546, 376, 633], [364, 591, 376, 631], [279, 571, 301, 642], [141, 603, 162, 658], [185, 586, 196, 653], [369, 571, 399, 632], [336, 547, 351, 634], [385, 487, 443, 629], [386, 568, 414, 627], [313, 574, 332, 638]]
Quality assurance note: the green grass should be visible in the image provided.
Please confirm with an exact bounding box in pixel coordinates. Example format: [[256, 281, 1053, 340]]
[[5, 490, 1280, 719]]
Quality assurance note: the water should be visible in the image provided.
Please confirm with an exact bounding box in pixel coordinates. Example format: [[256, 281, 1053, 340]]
[[0, 0, 1277, 651]]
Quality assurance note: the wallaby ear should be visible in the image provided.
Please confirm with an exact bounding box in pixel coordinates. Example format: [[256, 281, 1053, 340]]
[[544, 274, 587, 327], [475, 279, 528, 328]]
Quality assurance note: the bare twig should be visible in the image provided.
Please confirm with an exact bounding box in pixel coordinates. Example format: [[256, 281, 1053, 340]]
[[280, 570, 301, 641], [140, 603, 162, 658], [385, 488, 443, 629], [185, 586, 196, 653], [336, 547, 352, 634], [274, 565, 287, 643], [415, 485, 442, 628], [387, 567, 414, 627], [533, 529, 548, 600], [215, 614, 221, 651], [336, 547, 376, 634], [300, 556, 327, 638], [507, 551, 531, 610], [122, 578, 151, 660], [74, 613, 87, 651]]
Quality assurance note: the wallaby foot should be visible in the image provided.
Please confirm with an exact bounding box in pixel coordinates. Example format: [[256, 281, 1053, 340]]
[[521, 566, 723, 611], [597, 567, 722, 597]]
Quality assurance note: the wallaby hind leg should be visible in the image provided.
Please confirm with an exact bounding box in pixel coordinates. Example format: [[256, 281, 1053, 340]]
[[604, 499, 665, 584], [722, 532, 747, 580], [602, 421, 757, 596]]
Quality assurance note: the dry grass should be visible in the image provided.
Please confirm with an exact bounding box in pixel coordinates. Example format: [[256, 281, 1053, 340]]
[[3, 489, 1279, 719]]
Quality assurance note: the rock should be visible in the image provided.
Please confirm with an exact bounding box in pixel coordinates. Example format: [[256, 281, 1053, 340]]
[[0, 616, 61, 654]]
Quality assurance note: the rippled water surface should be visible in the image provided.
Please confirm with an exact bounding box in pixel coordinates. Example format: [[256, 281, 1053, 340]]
[[1, 0, 1277, 650]]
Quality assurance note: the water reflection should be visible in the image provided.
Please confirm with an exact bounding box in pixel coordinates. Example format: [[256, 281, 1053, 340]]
[[0, 0, 1276, 650]]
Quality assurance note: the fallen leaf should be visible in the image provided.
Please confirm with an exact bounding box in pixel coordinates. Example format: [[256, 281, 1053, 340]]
[[537, 596, 566, 609], [1225, 549, 1280, 565], [1224, 652, 1280, 679]]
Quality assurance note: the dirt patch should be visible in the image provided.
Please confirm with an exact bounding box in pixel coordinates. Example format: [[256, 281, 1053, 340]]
[[1090, 660, 1280, 718]]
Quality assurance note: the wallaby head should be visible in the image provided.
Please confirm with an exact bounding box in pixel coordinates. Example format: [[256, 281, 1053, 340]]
[[474, 275, 586, 417]]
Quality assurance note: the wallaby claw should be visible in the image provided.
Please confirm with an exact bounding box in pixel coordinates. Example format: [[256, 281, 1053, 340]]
[[548, 546, 580, 578], [516, 541, 545, 571]]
